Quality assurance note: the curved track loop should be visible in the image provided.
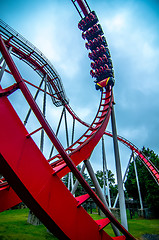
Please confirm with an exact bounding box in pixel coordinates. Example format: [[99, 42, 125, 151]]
[[0, 19, 68, 107], [48, 89, 112, 178], [0, 22, 135, 240]]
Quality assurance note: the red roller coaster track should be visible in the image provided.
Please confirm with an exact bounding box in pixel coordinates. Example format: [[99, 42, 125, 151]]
[[105, 132, 159, 186], [0, 0, 158, 239]]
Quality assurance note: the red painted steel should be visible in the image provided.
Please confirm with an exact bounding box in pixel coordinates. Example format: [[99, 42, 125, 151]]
[[105, 132, 159, 186], [95, 218, 111, 231], [0, 185, 21, 212], [0, 96, 105, 239], [65, 104, 90, 127], [0, 83, 19, 97], [0, 36, 135, 239], [0, 93, 133, 239], [0, 67, 59, 99], [75, 194, 90, 206], [76, 0, 89, 16]]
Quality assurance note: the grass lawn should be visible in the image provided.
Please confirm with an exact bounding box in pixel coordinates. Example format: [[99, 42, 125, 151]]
[[0, 208, 58, 240], [0, 208, 159, 239], [90, 213, 159, 239]]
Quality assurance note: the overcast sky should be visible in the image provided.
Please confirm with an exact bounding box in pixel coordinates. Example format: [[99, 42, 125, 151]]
[[1, 0, 159, 178]]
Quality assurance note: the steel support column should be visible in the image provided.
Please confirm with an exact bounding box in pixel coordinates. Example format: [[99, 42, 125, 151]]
[[84, 159, 108, 207], [132, 152, 144, 210], [71, 163, 86, 195], [84, 158, 120, 237], [0, 47, 12, 82], [111, 103, 128, 230], [49, 107, 65, 158], [40, 74, 47, 153], [64, 107, 74, 191], [113, 152, 133, 208], [102, 136, 111, 207], [71, 118, 75, 146], [24, 77, 45, 126]]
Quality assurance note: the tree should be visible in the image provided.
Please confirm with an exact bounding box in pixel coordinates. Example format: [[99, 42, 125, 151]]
[[95, 170, 118, 199], [63, 165, 91, 197], [125, 147, 159, 217], [96, 170, 115, 187]]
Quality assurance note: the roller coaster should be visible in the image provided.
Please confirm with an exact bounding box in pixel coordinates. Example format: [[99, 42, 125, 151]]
[[0, 0, 159, 239]]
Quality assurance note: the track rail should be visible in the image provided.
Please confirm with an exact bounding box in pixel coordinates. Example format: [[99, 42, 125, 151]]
[[105, 131, 159, 186], [48, 89, 113, 178], [0, 19, 68, 107]]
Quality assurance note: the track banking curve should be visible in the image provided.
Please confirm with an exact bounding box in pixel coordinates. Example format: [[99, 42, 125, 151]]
[[105, 131, 159, 186], [0, 0, 144, 239]]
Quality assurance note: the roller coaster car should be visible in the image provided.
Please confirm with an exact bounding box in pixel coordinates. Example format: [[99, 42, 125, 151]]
[[78, 11, 98, 32], [88, 49, 101, 61], [91, 57, 104, 69], [95, 77, 115, 91], [90, 65, 113, 80], [86, 35, 108, 51], [88, 48, 110, 62], [95, 68, 114, 82], [90, 69, 95, 78], [91, 62, 96, 69], [83, 24, 104, 41]]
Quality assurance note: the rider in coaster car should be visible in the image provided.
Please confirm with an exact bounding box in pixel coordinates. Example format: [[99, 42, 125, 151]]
[[84, 24, 103, 41], [102, 54, 108, 63], [91, 62, 96, 69], [85, 42, 90, 49], [103, 64, 110, 71], [85, 16, 90, 24], [93, 37, 98, 46], [78, 11, 98, 31], [86, 38, 97, 50], [98, 57, 103, 65], [100, 45, 107, 54], [90, 69, 95, 78], [78, 19, 86, 30], [88, 52, 95, 60], [82, 32, 86, 39]]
